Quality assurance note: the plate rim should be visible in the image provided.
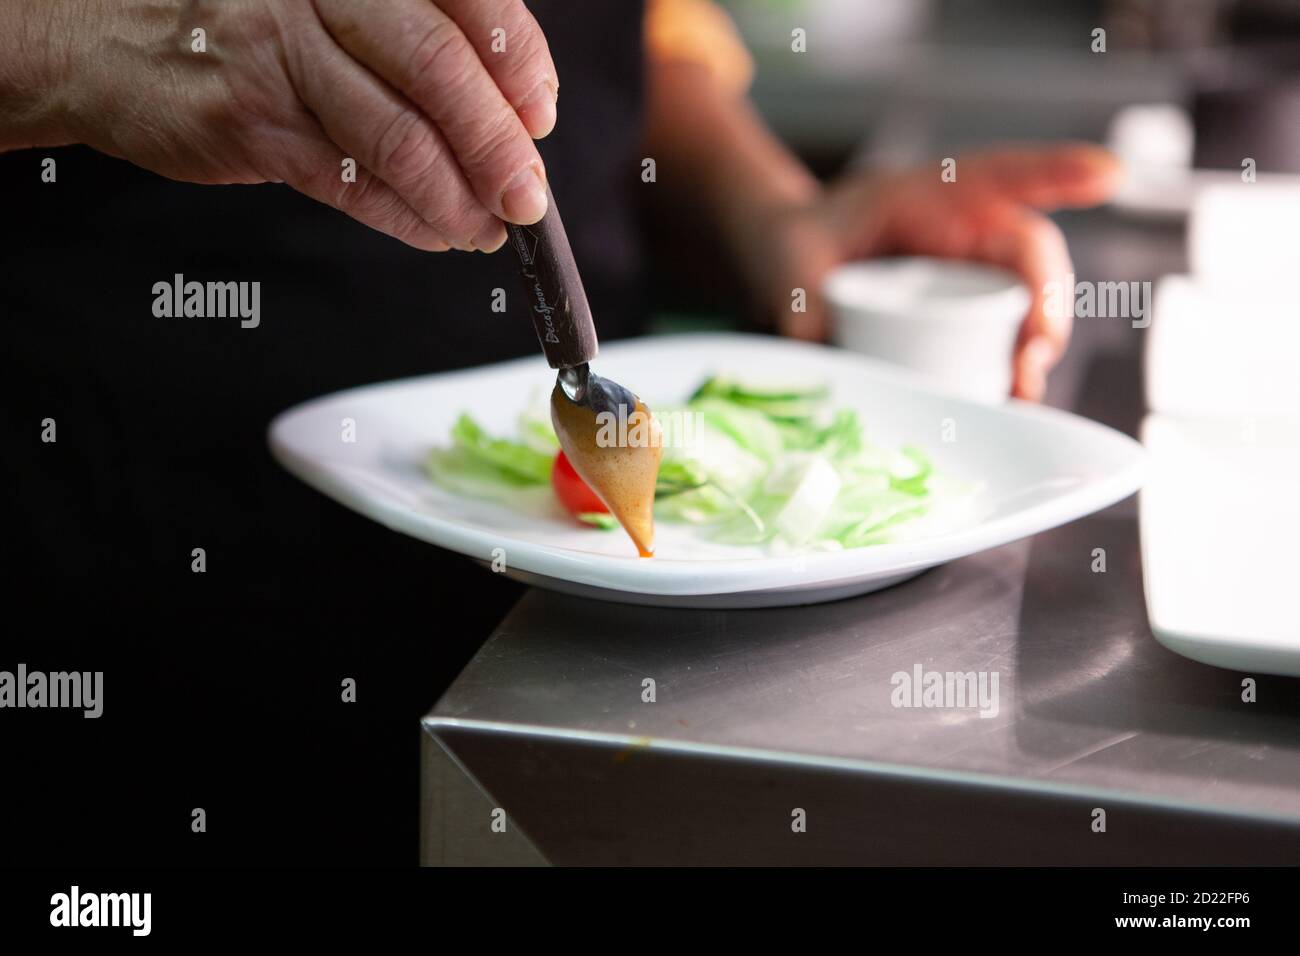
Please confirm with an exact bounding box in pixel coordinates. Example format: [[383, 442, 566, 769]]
[[269, 333, 1147, 598]]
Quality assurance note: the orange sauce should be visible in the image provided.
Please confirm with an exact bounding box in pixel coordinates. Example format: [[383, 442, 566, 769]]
[[551, 381, 662, 557]]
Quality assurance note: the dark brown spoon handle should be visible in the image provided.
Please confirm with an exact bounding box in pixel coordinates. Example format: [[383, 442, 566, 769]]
[[505, 183, 599, 369]]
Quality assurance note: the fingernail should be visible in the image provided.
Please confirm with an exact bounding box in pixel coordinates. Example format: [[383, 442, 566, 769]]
[[501, 165, 548, 224], [471, 219, 507, 253], [517, 82, 558, 139]]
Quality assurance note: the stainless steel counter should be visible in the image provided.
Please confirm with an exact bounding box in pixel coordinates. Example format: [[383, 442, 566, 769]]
[[421, 211, 1300, 865]]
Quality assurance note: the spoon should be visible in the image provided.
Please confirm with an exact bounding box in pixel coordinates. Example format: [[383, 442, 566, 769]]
[[505, 185, 661, 556]]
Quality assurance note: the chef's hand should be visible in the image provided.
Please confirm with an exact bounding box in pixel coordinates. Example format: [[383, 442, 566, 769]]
[[757, 146, 1121, 400], [0, 0, 558, 251]]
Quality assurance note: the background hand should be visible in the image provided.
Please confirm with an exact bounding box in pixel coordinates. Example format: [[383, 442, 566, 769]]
[[758, 144, 1121, 400]]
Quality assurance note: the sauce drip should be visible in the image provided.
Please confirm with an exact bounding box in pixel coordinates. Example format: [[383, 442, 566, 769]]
[[550, 377, 661, 557]]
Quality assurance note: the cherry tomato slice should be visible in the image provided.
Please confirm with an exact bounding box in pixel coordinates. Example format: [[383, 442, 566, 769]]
[[551, 450, 608, 517]]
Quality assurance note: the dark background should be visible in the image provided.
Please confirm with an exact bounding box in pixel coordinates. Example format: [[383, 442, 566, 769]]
[[0, 150, 542, 864], [0, 0, 644, 866]]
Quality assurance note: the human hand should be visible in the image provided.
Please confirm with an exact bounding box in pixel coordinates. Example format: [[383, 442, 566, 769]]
[[2, 0, 560, 251], [749, 145, 1120, 400]]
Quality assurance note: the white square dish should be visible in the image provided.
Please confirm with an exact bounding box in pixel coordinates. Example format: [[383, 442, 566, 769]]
[[268, 334, 1144, 607], [1140, 415, 1300, 675]]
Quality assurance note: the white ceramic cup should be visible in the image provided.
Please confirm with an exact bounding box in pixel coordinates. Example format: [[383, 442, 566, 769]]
[[825, 257, 1030, 403]]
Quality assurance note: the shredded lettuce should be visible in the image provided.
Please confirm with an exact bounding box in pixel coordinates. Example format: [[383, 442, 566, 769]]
[[690, 375, 829, 422], [449, 413, 553, 484], [427, 375, 947, 552], [425, 413, 553, 510], [660, 377, 943, 549], [516, 390, 561, 455], [691, 398, 785, 463]]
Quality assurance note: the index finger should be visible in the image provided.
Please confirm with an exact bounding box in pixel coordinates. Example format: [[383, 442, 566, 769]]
[[317, 0, 549, 224], [957, 144, 1122, 210], [439, 0, 560, 139]]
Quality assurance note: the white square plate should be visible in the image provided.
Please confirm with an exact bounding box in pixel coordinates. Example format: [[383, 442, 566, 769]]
[[268, 334, 1144, 607], [1140, 415, 1300, 675]]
